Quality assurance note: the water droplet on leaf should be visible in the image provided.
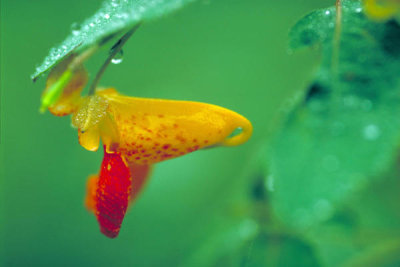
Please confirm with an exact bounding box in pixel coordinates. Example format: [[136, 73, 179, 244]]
[[71, 22, 80, 35], [111, 0, 118, 7], [111, 50, 124, 64]]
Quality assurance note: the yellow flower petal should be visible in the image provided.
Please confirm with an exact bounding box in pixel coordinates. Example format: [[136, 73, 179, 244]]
[[364, 0, 400, 20], [72, 96, 109, 131], [99, 113, 120, 153], [98, 88, 252, 165], [72, 96, 110, 152], [78, 124, 100, 152]]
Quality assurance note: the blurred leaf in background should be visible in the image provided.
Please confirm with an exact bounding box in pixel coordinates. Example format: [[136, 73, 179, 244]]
[[265, 0, 400, 266], [270, 0, 400, 230]]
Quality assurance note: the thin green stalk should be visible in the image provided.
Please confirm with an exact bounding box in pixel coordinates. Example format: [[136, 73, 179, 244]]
[[329, 0, 343, 107], [88, 24, 141, 96], [332, 0, 342, 75]]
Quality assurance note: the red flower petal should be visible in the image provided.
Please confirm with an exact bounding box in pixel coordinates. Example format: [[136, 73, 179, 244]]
[[96, 147, 131, 238], [85, 150, 153, 238], [85, 175, 99, 214], [127, 162, 152, 204]]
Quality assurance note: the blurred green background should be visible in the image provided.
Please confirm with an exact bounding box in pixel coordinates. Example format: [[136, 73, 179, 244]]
[[0, 0, 358, 266]]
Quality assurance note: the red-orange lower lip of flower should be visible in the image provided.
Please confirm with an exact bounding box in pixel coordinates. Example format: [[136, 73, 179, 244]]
[[96, 147, 131, 238], [128, 162, 152, 203]]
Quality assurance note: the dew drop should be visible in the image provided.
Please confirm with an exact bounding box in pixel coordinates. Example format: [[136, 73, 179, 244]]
[[111, 0, 118, 7], [325, 10, 331, 15], [71, 22, 80, 35], [111, 50, 124, 64]]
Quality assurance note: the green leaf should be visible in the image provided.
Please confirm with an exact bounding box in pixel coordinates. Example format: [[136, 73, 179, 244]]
[[268, 0, 400, 229], [306, 168, 400, 266], [32, 0, 196, 80], [242, 232, 321, 267], [182, 219, 321, 267], [182, 219, 259, 267]]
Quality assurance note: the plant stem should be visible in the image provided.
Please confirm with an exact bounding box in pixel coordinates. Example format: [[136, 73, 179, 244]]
[[329, 0, 343, 106], [88, 24, 141, 96], [332, 0, 342, 73], [334, 0, 342, 45]]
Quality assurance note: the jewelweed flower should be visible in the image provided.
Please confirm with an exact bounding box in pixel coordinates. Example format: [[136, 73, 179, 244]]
[[41, 57, 252, 238]]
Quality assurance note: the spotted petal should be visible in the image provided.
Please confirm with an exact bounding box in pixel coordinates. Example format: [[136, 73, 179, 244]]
[[88, 147, 132, 238], [97, 88, 253, 165], [85, 147, 153, 238]]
